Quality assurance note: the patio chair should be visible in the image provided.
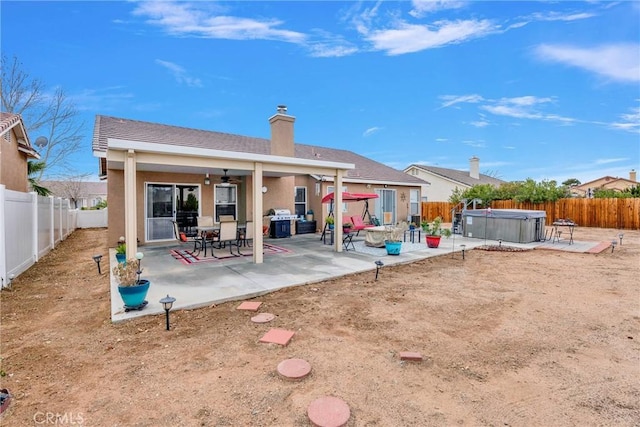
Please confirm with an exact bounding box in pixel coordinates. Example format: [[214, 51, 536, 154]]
[[219, 214, 235, 222], [211, 220, 241, 257], [172, 220, 203, 256], [238, 221, 254, 247]]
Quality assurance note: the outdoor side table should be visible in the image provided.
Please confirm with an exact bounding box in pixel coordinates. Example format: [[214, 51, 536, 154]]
[[323, 229, 334, 245], [404, 228, 421, 243]]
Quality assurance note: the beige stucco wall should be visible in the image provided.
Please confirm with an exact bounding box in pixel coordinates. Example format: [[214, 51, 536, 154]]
[[0, 128, 30, 192]]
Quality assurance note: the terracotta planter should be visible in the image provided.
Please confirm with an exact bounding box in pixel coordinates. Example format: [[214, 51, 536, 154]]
[[425, 235, 441, 248]]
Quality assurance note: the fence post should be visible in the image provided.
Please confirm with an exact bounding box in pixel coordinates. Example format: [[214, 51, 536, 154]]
[[31, 192, 38, 262], [0, 185, 6, 288]]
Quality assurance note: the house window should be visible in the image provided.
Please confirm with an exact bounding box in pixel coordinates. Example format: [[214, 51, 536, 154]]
[[328, 186, 347, 212], [294, 186, 307, 217], [410, 189, 420, 215], [3, 132, 10, 143], [214, 184, 237, 221]]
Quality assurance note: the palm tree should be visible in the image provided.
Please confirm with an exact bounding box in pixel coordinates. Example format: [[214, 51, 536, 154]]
[[28, 161, 51, 196]]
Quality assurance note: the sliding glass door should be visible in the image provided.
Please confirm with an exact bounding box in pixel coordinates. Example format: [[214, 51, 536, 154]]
[[375, 189, 396, 225], [146, 183, 200, 242], [146, 184, 175, 241]]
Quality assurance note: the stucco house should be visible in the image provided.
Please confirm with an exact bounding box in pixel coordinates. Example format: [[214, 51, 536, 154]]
[[41, 180, 107, 208], [0, 113, 40, 192], [404, 157, 505, 202], [572, 170, 638, 197], [92, 106, 426, 262]]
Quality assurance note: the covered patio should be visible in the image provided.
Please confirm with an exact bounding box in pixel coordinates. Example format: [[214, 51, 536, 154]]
[[110, 231, 506, 322]]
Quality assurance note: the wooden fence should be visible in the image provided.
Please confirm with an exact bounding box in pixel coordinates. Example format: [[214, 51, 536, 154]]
[[421, 198, 640, 230]]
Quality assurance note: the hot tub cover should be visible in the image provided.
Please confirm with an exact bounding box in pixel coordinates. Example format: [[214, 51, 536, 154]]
[[463, 209, 546, 220]]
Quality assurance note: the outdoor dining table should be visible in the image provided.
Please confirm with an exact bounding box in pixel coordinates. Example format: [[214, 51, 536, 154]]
[[550, 219, 576, 245], [196, 223, 246, 256]]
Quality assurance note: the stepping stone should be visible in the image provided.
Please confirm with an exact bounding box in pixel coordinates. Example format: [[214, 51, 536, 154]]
[[251, 312, 275, 323], [307, 396, 350, 427], [399, 351, 423, 361], [237, 301, 262, 311], [277, 358, 312, 380], [259, 328, 295, 346]]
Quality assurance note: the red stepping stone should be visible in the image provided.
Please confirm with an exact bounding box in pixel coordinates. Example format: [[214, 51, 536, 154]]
[[237, 301, 262, 311], [307, 396, 350, 427], [259, 328, 295, 346], [251, 312, 275, 323], [399, 351, 423, 361], [277, 358, 312, 380]]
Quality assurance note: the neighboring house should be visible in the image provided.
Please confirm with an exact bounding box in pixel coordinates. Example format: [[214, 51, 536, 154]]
[[41, 180, 107, 208], [0, 113, 40, 192], [92, 107, 426, 261], [404, 157, 505, 202], [571, 170, 638, 197]]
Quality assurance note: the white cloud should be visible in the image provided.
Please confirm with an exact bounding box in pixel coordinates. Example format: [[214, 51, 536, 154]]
[[363, 126, 383, 137], [132, 1, 306, 43], [462, 140, 486, 148], [71, 86, 135, 111], [529, 11, 596, 22], [470, 120, 489, 128], [409, 0, 467, 18], [365, 19, 498, 55], [609, 106, 640, 134], [155, 59, 203, 87], [595, 158, 628, 165], [435, 138, 448, 142], [439, 94, 484, 108], [534, 43, 640, 83]]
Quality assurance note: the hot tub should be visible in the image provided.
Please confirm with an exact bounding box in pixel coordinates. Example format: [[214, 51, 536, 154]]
[[462, 209, 546, 243]]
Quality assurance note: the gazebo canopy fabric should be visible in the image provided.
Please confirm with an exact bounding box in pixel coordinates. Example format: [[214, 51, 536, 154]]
[[321, 192, 379, 204]]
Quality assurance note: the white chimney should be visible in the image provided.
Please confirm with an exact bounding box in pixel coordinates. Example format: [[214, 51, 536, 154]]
[[630, 169, 637, 182], [470, 156, 480, 179]]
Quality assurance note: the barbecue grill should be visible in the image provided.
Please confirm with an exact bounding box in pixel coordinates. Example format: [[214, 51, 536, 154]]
[[269, 209, 297, 238]]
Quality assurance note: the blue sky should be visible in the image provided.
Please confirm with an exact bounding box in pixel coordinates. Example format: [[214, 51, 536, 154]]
[[2, 0, 639, 184]]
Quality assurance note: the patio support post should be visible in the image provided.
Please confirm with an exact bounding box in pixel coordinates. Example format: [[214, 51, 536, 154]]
[[252, 162, 264, 264], [335, 170, 343, 253], [124, 149, 138, 258]]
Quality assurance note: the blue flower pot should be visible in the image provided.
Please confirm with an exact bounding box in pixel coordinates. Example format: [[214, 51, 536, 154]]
[[385, 241, 402, 255], [116, 253, 126, 264], [118, 280, 150, 308]]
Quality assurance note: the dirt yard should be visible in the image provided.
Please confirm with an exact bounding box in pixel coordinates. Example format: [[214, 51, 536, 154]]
[[1, 227, 639, 426]]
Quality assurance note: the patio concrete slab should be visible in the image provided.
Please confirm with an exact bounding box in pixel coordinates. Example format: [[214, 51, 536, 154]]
[[110, 232, 605, 323]]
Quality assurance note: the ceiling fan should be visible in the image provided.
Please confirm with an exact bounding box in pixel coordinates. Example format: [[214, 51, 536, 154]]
[[220, 169, 241, 185]]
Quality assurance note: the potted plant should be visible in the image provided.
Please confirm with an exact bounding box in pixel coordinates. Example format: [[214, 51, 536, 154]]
[[113, 256, 149, 309], [384, 225, 403, 255], [421, 216, 452, 248], [326, 216, 335, 230], [343, 221, 353, 234], [306, 209, 314, 221], [115, 243, 127, 264]]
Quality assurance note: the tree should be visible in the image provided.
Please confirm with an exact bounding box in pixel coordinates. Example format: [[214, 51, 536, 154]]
[[562, 178, 581, 187], [1, 55, 84, 179], [46, 174, 93, 208], [28, 161, 51, 196]]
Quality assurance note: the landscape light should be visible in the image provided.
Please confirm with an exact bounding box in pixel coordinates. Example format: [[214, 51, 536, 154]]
[[461, 244, 466, 260], [611, 239, 617, 253], [135, 252, 144, 283], [159, 294, 176, 331], [374, 260, 384, 281], [618, 233, 624, 245], [92, 254, 103, 274]]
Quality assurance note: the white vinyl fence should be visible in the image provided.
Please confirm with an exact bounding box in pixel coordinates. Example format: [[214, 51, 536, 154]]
[[0, 185, 108, 288]]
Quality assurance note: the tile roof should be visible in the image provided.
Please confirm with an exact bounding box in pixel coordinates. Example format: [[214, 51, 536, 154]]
[[0, 112, 21, 135], [41, 181, 107, 197], [409, 164, 505, 187], [93, 115, 426, 185]]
